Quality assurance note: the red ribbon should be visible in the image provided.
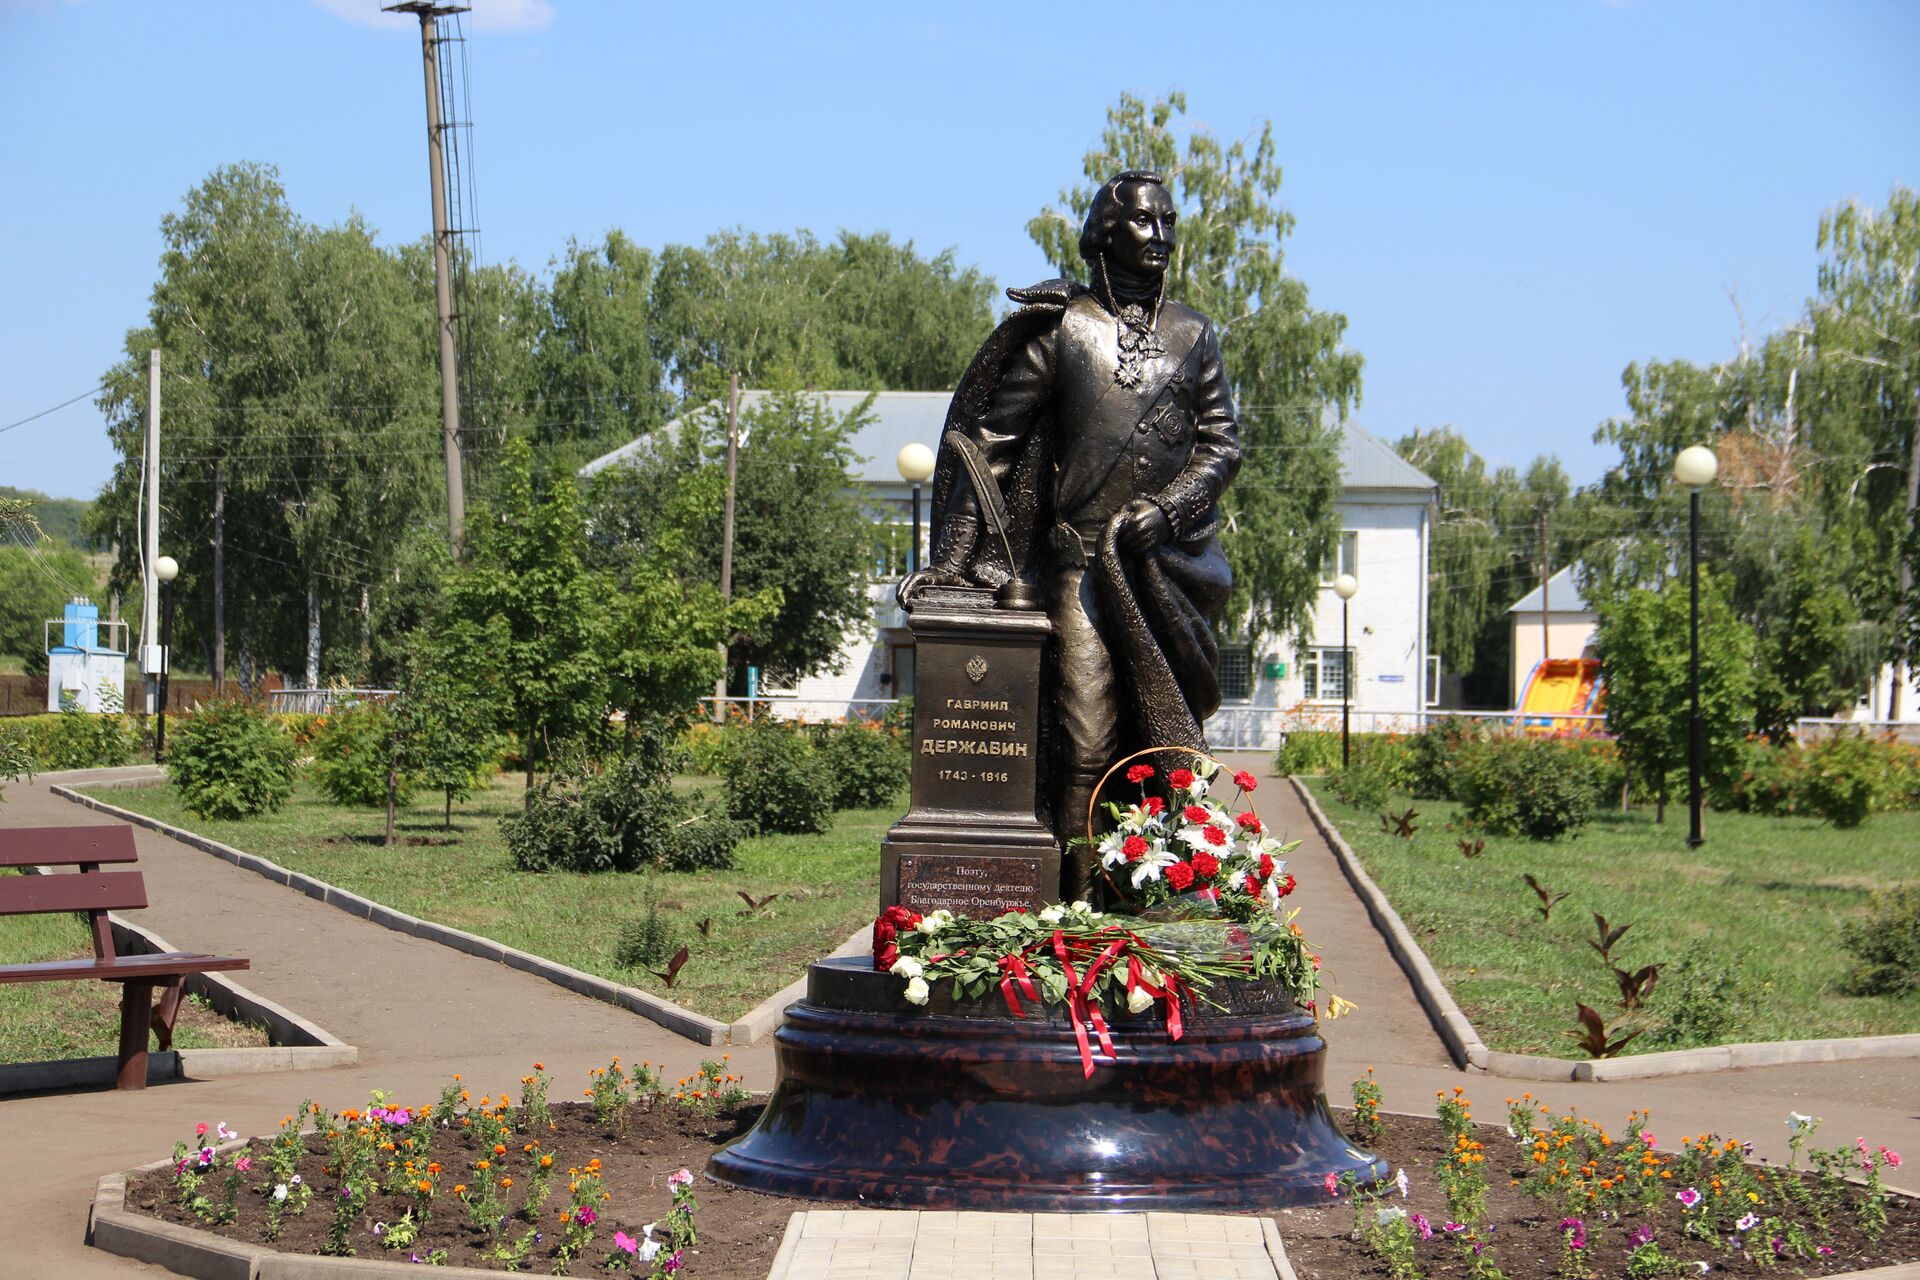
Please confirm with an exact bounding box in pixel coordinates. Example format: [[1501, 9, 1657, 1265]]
[[997, 953, 1038, 1018], [1125, 954, 1184, 1042]]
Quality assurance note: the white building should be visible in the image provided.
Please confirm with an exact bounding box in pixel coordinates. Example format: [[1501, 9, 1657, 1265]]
[[585, 393, 1439, 745]]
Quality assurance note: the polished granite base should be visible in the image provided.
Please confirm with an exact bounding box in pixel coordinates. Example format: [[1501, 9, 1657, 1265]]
[[707, 956, 1384, 1211]]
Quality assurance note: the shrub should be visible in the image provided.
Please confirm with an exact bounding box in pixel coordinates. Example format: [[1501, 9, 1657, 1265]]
[[613, 900, 680, 969], [1407, 717, 1485, 800], [1840, 884, 1920, 997], [677, 721, 736, 777], [166, 698, 298, 820], [1354, 734, 1417, 794], [505, 729, 741, 874], [723, 720, 835, 835], [1800, 732, 1879, 828], [816, 722, 910, 810], [1274, 730, 1341, 776], [1326, 763, 1390, 812], [308, 700, 408, 809], [1453, 737, 1597, 840], [0, 704, 145, 771], [1649, 945, 1755, 1048]]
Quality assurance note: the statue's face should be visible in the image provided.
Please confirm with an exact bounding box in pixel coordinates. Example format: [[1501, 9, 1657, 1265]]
[[1106, 181, 1177, 278]]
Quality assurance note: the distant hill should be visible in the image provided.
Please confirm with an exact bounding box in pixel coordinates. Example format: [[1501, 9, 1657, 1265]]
[[0, 486, 95, 549]]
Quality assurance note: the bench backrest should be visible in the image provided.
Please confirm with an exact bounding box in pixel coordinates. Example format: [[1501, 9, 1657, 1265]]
[[0, 826, 143, 960]]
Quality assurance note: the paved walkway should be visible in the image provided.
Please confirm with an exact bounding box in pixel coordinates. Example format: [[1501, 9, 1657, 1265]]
[[1, 759, 1914, 1279]]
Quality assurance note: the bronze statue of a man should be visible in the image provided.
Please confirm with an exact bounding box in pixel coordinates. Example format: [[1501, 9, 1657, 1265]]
[[901, 171, 1242, 890]]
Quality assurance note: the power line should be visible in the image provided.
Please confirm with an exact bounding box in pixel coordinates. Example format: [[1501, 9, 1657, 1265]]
[[0, 385, 106, 434]]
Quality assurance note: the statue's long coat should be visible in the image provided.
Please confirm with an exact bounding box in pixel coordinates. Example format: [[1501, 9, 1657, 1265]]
[[926, 279, 1242, 759]]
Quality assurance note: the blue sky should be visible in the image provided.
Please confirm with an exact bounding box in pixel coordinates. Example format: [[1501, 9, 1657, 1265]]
[[1, 0, 1915, 500]]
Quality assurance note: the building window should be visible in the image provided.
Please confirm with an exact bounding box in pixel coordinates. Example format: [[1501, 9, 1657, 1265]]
[[1426, 654, 1442, 707], [1217, 645, 1253, 701], [1301, 647, 1353, 701], [1319, 531, 1358, 585], [869, 521, 926, 579]]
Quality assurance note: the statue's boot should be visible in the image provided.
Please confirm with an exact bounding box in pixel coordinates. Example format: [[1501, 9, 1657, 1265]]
[[1059, 768, 1105, 900]]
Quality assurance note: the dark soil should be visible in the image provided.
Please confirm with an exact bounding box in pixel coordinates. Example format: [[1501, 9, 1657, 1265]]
[[128, 1102, 1918, 1278], [324, 834, 461, 847]]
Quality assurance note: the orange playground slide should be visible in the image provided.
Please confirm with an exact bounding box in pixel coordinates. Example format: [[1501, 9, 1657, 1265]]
[[1515, 657, 1604, 733]]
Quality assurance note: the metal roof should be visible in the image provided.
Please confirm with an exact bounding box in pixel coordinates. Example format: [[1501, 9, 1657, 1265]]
[[581, 392, 1439, 492], [1507, 566, 1590, 615]]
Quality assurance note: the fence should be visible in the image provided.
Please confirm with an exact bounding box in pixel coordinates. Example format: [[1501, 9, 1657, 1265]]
[[268, 687, 398, 715], [0, 674, 256, 717]]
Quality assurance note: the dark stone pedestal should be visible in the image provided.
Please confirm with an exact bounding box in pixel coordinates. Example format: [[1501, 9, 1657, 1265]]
[[880, 585, 1059, 916], [708, 957, 1384, 1211]]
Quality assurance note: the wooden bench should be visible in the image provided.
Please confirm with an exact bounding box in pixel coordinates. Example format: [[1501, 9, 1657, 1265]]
[[0, 825, 249, 1089]]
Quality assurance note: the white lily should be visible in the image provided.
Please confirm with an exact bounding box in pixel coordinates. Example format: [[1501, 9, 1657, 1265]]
[[1186, 775, 1211, 799], [903, 976, 931, 1006], [889, 956, 925, 979], [1129, 847, 1180, 888]]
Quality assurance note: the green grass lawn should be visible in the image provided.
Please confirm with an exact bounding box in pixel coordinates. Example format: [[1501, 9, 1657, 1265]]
[[1304, 783, 1920, 1057], [79, 775, 892, 1023], [0, 889, 270, 1062]]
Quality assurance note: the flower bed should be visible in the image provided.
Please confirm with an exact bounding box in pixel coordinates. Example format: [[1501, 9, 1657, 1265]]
[[119, 1062, 1917, 1277]]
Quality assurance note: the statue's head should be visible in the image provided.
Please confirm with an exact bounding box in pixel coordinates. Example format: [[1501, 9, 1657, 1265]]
[[1079, 170, 1177, 280]]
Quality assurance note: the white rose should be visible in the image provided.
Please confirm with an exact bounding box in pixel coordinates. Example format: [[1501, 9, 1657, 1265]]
[[889, 956, 924, 979], [915, 910, 952, 936], [1038, 905, 1065, 924], [904, 976, 931, 1005], [1127, 985, 1155, 1014], [1070, 899, 1091, 913]]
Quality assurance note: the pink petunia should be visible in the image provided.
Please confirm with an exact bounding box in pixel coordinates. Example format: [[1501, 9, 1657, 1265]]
[[612, 1230, 638, 1254], [1323, 1171, 1339, 1197], [1675, 1187, 1701, 1209], [1880, 1147, 1902, 1169]]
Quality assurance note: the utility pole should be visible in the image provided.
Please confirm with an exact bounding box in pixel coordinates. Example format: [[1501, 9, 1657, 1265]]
[[211, 460, 225, 693], [142, 349, 161, 717], [1539, 509, 1551, 664], [714, 374, 741, 722], [388, 2, 470, 559], [1894, 395, 1920, 721]]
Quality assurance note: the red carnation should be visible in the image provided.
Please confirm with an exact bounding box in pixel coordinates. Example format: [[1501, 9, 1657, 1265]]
[[1122, 834, 1150, 862], [1203, 824, 1228, 847], [1236, 812, 1264, 834], [1142, 796, 1166, 816], [1259, 853, 1276, 878], [1191, 851, 1220, 879], [1233, 770, 1259, 793], [1277, 873, 1297, 898], [1126, 764, 1156, 784], [1182, 804, 1211, 824], [1165, 862, 1196, 891], [1169, 768, 1196, 789]]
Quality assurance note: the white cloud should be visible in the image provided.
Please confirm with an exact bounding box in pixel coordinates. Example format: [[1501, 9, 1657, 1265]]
[[310, 0, 553, 33]]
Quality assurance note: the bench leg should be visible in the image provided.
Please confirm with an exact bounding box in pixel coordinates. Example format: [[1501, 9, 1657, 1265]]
[[117, 982, 155, 1090], [152, 978, 187, 1052]]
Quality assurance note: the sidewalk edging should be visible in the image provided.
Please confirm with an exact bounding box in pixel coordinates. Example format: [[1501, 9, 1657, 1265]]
[[728, 925, 869, 1044], [1291, 776, 1487, 1071], [52, 784, 738, 1048], [1290, 776, 1920, 1083]]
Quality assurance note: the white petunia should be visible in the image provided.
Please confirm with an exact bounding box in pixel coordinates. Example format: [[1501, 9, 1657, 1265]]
[[889, 956, 924, 979], [1377, 1206, 1407, 1226], [273, 1184, 289, 1202], [1395, 1168, 1410, 1198], [1787, 1112, 1815, 1132], [903, 976, 931, 1005], [638, 1223, 662, 1263]]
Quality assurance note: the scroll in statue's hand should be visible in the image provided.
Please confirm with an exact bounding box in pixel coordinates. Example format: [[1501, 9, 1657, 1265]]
[[1116, 498, 1174, 555]]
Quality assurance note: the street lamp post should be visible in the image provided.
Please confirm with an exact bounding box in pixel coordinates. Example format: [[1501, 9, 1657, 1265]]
[[154, 555, 179, 762], [896, 443, 936, 575], [1673, 445, 1718, 848], [1333, 573, 1358, 769]]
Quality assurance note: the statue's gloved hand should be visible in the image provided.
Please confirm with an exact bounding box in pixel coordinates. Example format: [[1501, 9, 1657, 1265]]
[[896, 564, 969, 608], [1116, 498, 1174, 554]]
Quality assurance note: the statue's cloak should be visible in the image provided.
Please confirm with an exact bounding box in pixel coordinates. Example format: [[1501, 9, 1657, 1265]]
[[925, 280, 1230, 761]]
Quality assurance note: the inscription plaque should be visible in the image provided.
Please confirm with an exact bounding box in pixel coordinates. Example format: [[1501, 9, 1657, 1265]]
[[896, 850, 1047, 919]]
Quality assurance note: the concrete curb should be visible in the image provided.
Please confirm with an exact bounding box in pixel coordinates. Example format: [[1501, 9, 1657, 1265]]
[[1291, 776, 1920, 1082], [1291, 776, 1488, 1071], [54, 784, 750, 1048], [1260, 1217, 1300, 1280], [1, 874, 358, 1096]]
